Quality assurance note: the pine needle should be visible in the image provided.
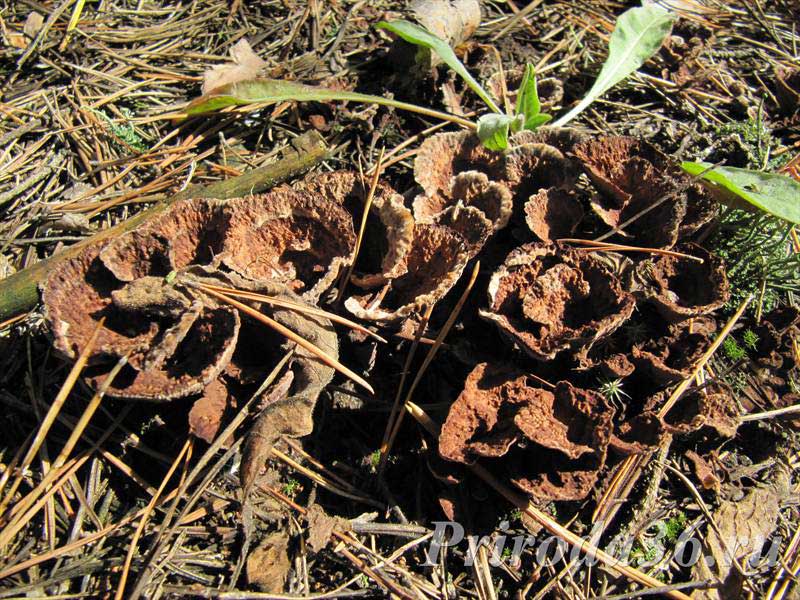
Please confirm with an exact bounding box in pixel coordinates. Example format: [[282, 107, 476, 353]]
[[200, 286, 374, 394], [196, 282, 386, 342]]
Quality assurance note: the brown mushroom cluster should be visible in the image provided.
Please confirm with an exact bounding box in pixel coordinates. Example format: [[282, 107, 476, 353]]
[[42, 127, 748, 504]]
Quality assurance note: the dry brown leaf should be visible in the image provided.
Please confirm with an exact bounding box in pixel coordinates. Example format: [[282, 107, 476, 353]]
[[691, 474, 787, 599], [23, 12, 44, 39], [686, 450, 720, 493], [305, 504, 350, 553], [411, 0, 481, 49], [246, 530, 291, 592], [202, 39, 267, 94]]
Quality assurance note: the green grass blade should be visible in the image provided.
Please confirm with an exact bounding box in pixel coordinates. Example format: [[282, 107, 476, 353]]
[[184, 78, 476, 129]]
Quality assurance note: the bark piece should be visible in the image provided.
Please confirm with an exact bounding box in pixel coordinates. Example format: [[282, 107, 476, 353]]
[[481, 243, 635, 360], [439, 363, 614, 501]]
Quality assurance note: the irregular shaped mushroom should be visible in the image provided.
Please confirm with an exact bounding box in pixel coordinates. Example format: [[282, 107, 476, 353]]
[[291, 170, 414, 285], [345, 223, 470, 322], [221, 189, 356, 302], [42, 195, 346, 407], [413, 170, 513, 233], [630, 243, 729, 323], [480, 243, 635, 361], [413, 131, 506, 198], [439, 363, 614, 501], [504, 142, 581, 199], [571, 136, 716, 248], [524, 187, 584, 243]]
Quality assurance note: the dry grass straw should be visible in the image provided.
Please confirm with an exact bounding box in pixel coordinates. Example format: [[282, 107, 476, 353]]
[[378, 261, 481, 474]]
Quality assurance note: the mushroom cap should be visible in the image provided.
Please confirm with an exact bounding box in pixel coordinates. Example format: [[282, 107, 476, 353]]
[[221, 189, 356, 302], [481, 243, 635, 361], [524, 187, 584, 243], [631, 243, 729, 323], [293, 170, 414, 286], [439, 363, 614, 501], [413, 130, 506, 198], [345, 223, 470, 322]]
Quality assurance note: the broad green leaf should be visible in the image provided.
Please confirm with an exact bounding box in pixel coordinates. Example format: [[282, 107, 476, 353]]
[[184, 78, 475, 129], [477, 114, 515, 151], [682, 161, 800, 225], [377, 20, 502, 114], [553, 4, 674, 126], [525, 113, 552, 129], [515, 64, 543, 129]]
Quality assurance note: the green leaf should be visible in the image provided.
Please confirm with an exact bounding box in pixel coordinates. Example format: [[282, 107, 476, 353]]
[[515, 64, 543, 128], [183, 78, 475, 129], [553, 4, 674, 127], [525, 113, 552, 129], [377, 20, 502, 114], [477, 113, 515, 151], [682, 161, 800, 225]]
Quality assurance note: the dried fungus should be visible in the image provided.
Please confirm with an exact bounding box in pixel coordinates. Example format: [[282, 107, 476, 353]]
[[524, 187, 584, 243], [481, 243, 635, 361], [439, 363, 614, 501], [631, 243, 729, 323], [345, 223, 470, 321], [571, 136, 716, 248], [413, 131, 506, 198], [221, 189, 356, 302], [291, 170, 414, 285], [42, 194, 342, 416]]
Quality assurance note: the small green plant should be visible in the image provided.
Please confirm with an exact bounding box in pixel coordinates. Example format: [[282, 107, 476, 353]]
[[710, 208, 800, 314], [663, 511, 687, 545], [369, 449, 381, 471], [282, 478, 301, 497], [91, 108, 148, 153], [742, 328, 760, 350], [722, 337, 747, 361], [598, 377, 630, 408]]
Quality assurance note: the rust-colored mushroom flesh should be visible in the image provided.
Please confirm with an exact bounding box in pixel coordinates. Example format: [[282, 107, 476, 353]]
[[42, 244, 159, 364], [345, 223, 470, 321], [414, 131, 506, 198], [221, 189, 356, 302], [99, 199, 226, 281], [413, 170, 512, 242], [292, 170, 414, 284], [632, 243, 729, 323], [524, 187, 585, 243], [504, 142, 580, 199], [439, 363, 614, 501], [572, 136, 691, 248], [87, 305, 241, 401], [481, 243, 635, 360]]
